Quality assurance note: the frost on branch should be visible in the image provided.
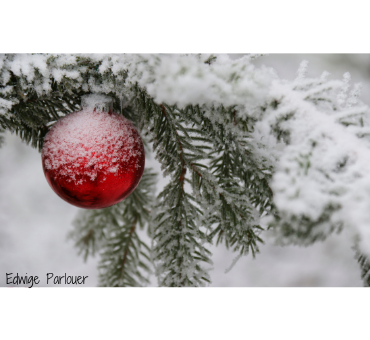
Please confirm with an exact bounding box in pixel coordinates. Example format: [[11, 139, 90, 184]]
[[262, 62, 370, 257], [3, 54, 370, 286]]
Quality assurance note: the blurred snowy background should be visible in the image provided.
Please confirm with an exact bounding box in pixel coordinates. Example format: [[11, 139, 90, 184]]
[[1, 54, 369, 287]]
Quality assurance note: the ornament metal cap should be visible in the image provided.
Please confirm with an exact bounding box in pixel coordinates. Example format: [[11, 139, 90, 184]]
[[81, 94, 113, 113]]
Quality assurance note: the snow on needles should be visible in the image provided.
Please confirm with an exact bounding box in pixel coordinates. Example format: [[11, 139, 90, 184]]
[[0, 53, 274, 112], [42, 108, 142, 184], [120, 54, 274, 108], [3, 54, 370, 255], [262, 65, 370, 254]]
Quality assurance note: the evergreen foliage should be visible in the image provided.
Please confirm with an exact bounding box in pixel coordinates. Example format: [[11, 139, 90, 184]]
[[133, 94, 213, 286], [1, 53, 370, 286]]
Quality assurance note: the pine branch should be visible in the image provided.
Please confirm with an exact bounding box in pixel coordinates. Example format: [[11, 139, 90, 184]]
[[182, 104, 268, 255], [130, 85, 270, 286], [263, 73, 370, 246], [152, 106, 212, 286], [132, 91, 212, 286], [98, 213, 151, 287], [0, 75, 85, 151]]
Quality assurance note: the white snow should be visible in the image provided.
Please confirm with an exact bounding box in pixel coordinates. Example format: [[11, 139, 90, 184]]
[[1, 54, 370, 286], [42, 105, 142, 184]]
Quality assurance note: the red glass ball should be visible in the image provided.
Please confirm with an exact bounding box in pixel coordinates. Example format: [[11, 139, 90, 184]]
[[41, 109, 145, 209]]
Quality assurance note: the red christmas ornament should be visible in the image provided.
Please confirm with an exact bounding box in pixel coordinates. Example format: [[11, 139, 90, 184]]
[[41, 95, 145, 209]]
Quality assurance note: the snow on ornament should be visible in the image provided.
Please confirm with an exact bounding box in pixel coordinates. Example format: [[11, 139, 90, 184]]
[[41, 94, 145, 209]]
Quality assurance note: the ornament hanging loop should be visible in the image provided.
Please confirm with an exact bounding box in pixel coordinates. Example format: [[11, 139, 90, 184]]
[[81, 94, 114, 113]]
